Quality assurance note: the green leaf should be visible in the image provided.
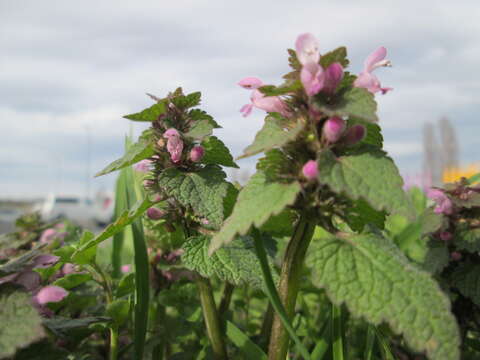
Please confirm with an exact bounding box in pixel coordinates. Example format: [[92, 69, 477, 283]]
[[53, 273, 92, 290], [116, 272, 135, 298], [258, 80, 302, 96], [318, 149, 415, 219], [345, 198, 386, 232], [208, 172, 301, 254], [95, 130, 155, 177], [306, 231, 460, 360], [347, 118, 383, 149], [107, 299, 130, 326], [158, 165, 230, 229], [286, 48, 301, 71], [186, 120, 219, 140], [182, 235, 277, 290], [256, 149, 291, 182], [42, 316, 109, 338], [124, 101, 167, 122], [0, 247, 45, 275], [455, 227, 480, 252], [0, 287, 45, 358], [238, 115, 304, 159], [450, 262, 480, 306], [75, 197, 153, 254], [467, 172, 480, 185], [112, 167, 129, 278], [201, 136, 238, 168], [315, 87, 378, 122], [319, 46, 349, 68], [260, 208, 296, 237], [71, 231, 96, 265], [225, 321, 267, 360], [171, 91, 201, 109], [419, 240, 449, 274]]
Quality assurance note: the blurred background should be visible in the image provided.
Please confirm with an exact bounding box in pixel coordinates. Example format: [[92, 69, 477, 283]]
[[1, 0, 479, 232]]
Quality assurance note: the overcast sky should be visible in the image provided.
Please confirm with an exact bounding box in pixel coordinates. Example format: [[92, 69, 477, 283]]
[[1, 0, 479, 198]]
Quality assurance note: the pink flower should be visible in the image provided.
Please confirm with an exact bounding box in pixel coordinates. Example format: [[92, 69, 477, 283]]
[[163, 128, 184, 163], [439, 232, 453, 241], [323, 63, 344, 94], [33, 254, 60, 268], [344, 125, 366, 145], [62, 263, 76, 275], [427, 189, 453, 215], [39, 228, 57, 243], [190, 146, 204, 162], [238, 77, 290, 118], [35, 285, 68, 305], [146, 207, 166, 220], [295, 33, 320, 65], [121, 265, 131, 273], [302, 160, 318, 180], [354, 46, 392, 95], [451, 251, 462, 261], [134, 159, 152, 173], [323, 117, 346, 143]]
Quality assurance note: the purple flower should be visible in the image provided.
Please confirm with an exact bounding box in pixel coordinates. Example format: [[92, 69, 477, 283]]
[[35, 285, 68, 305], [323, 63, 344, 94], [344, 125, 366, 145], [354, 46, 393, 95], [451, 251, 462, 261], [39, 228, 57, 244], [295, 33, 320, 65], [121, 265, 131, 273], [62, 263, 76, 275], [134, 159, 152, 173], [439, 232, 453, 241], [190, 146, 204, 162], [146, 207, 166, 220], [33, 254, 60, 268], [15, 271, 41, 291], [295, 33, 325, 96], [323, 117, 346, 143], [163, 128, 184, 163], [427, 188, 453, 215], [302, 160, 318, 180], [238, 77, 290, 118]]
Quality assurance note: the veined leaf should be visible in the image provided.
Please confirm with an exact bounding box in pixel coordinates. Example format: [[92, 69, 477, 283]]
[[315, 87, 378, 122], [124, 101, 167, 122], [0, 287, 45, 358], [319, 46, 349, 68], [75, 197, 153, 253], [258, 80, 302, 96], [455, 227, 480, 252], [238, 115, 304, 159], [157, 165, 230, 229], [209, 171, 301, 254], [306, 230, 460, 360], [95, 130, 155, 177], [318, 149, 415, 219], [171, 91, 201, 109], [450, 262, 480, 307], [201, 136, 238, 168], [182, 235, 277, 290]]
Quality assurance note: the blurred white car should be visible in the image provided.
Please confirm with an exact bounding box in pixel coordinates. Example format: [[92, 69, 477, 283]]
[[40, 193, 93, 226]]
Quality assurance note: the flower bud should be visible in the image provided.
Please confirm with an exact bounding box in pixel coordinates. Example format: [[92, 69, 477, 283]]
[[344, 125, 366, 146], [143, 179, 155, 188], [323, 63, 344, 94], [302, 160, 318, 180], [35, 285, 68, 305], [146, 207, 166, 220], [39, 228, 57, 244], [323, 117, 346, 143], [439, 231, 452, 241], [62, 263, 76, 275], [121, 264, 131, 273], [190, 146, 204, 162], [451, 251, 462, 261]]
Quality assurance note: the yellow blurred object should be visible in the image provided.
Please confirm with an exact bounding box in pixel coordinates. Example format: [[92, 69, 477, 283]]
[[443, 164, 480, 184]]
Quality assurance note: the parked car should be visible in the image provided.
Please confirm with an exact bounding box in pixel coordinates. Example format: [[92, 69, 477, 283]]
[[40, 194, 93, 227]]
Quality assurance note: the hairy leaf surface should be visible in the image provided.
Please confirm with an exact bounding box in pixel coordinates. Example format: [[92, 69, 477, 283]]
[[124, 102, 167, 122], [201, 136, 238, 168], [318, 149, 414, 219], [209, 171, 300, 254], [450, 263, 480, 306], [238, 115, 304, 159], [158, 165, 230, 229], [183, 235, 277, 290], [306, 230, 460, 360]]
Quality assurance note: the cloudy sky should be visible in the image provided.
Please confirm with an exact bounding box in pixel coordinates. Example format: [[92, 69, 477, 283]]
[[1, 0, 479, 198]]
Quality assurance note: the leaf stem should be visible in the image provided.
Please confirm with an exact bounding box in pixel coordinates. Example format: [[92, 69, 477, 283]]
[[197, 275, 228, 360], [267, 214, 315, 360]]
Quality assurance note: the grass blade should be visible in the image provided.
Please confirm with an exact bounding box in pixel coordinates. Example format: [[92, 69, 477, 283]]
[[364, 325, 376, 360], [226, 320, 267, 360], [310, 313, 331, 360], [252, 228, 311, 360], [112, 169, 128, 278]]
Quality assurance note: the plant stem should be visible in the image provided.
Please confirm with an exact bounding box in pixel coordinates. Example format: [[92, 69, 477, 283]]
[[109, 326, 119, 360], [218, 282, 235, 316], [268, 214, 315, 360], [332, 304, 344, 360], [197, 276, 228, 360], [260, 304, 274, 350]]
